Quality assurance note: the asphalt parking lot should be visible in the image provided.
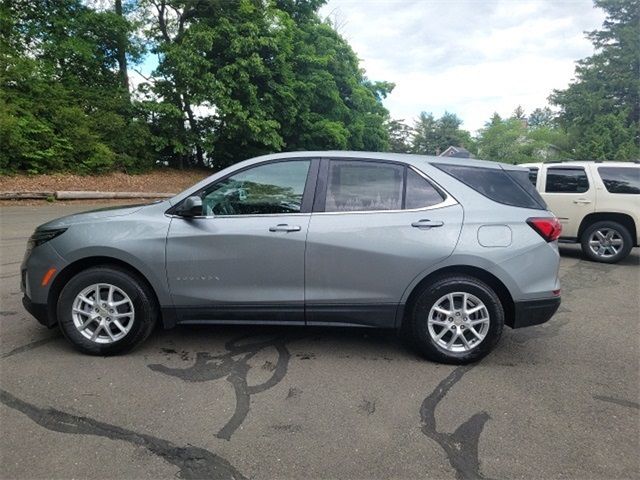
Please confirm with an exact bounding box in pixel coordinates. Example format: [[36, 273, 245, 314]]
[[1, 203, 638, 480]]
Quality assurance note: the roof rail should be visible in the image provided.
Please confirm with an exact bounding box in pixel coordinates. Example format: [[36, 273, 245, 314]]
[[541, 159, 629, 164]]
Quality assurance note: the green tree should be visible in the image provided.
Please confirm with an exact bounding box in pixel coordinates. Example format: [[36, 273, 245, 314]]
[[0, 0, 152, 173], [384, 118, 413, 153], [512, 105, 526, 121], [550, 0, 640, 160], [411, 111, 474, 155], [528, 107, 556, 128], [140, 0, 393, 170], [477, 110, 569, 163]]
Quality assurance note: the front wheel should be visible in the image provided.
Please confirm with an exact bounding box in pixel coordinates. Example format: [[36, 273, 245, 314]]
[[406, 275, 504, 364], [57, 266, 157, 355], [580, 221, 633, 263]]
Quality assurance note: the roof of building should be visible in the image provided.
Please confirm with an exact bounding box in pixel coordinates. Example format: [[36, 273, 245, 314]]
[[439, 146, 471, 158]]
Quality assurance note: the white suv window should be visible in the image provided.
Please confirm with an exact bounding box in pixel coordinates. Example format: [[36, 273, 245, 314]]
[[545, 167, 589, 193], [597, 167, 640, 194]]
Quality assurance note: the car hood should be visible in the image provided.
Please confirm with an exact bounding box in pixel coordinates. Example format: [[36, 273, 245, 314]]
[[37, 202, 160, 230]]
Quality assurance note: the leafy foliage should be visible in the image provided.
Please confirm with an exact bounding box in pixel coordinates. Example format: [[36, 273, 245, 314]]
[[1, 0, 638, 174], [384, 118, 413, 153], [138, 0, 392, 170], [411, 112, 474, 156], [0, 0, 154, 174], [550, 0, 639, 160], [476, 108, 570, 164], [1, 0, 392, 173]]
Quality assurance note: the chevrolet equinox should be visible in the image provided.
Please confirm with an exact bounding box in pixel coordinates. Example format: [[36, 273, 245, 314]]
[[22, 152, 562, 364]]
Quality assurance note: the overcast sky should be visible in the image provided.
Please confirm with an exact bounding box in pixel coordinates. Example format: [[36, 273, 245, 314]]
[[319, 0, 605, 132]]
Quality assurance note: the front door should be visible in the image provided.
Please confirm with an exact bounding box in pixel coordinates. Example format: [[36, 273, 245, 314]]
[[541, 166, 595, 238], [166, 159, 316, 324], [305, 159, 463, 328]]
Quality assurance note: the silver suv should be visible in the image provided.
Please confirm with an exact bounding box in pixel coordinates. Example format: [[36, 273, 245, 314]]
[[21, 152, 562, 364]]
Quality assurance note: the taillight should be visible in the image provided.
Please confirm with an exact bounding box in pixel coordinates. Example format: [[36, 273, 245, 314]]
[[527, 217, 562, 242]]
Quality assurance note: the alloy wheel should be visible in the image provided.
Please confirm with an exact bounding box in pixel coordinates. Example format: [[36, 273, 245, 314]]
[[71, 283, 135, 344], [427, 292, 490, 353], [588, 228, 624, 259]]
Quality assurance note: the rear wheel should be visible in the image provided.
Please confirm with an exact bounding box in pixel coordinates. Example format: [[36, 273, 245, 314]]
[[580, 221, 632, 263], [406, 275, 504, 364], [57, 266, 157, 355]]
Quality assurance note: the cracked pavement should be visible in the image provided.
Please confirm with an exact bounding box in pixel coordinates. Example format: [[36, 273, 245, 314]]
[[1, 203, 638, 479]]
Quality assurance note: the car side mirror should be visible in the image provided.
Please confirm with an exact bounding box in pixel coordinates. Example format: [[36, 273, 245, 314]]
[[176, 196, 203, 217]]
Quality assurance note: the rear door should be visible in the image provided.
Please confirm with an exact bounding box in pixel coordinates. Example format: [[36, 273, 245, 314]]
[[304, 158, 463, 327], [541, 166, 595, 238]]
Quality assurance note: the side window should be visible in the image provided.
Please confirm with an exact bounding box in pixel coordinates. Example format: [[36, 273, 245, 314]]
[[597, 167, 640, 194], [528, 168, 538, 187], [545, 167, 589, 193], [325, 161, 403, 212], [405, 169, 444, 209], [201, 160, 310, 215]]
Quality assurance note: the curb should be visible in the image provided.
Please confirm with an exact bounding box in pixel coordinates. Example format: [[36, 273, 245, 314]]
[[0, 191, 175, 200]]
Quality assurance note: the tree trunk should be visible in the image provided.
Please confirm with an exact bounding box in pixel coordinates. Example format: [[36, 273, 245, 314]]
[[183, 96, 205, 167], [115, 0, 130, 94]]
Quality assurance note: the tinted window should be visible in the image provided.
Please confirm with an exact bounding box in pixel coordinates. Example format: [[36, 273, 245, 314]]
[[598, 167, 640, 194], [201, 161, 310, 215], [545, 168, 589, 193], [506, 169, 547, 209], [325, 161, 403, 212], [528, 168, 538, 186], [405, 169, 444, 209], [433, 163, 546, 209]]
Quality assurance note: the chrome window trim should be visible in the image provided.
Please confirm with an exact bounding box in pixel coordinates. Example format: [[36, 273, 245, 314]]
[[311, 195, 458, 216], [166, 212, 311, 219], [166, 164, 458, 219]]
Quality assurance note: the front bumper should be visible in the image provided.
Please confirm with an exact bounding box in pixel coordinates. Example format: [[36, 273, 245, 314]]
[[508, 297, 561, 329], [22, 295, 55, 328]]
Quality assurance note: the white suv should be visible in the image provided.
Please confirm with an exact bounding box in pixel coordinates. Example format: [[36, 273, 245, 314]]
[[521, 161, 639, 263]]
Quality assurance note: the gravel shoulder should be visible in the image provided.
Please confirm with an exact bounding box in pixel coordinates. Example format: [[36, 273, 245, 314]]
[[0, 170, 210, 194]]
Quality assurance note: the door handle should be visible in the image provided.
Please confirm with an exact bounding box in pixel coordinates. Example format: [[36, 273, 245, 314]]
[[411, 219, 444, 229], [573, 199, 592, 204], [269, 224, 301, 232]]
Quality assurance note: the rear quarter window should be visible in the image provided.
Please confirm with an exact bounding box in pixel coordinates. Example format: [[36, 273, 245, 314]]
[[432, 163, 546, 210], [597, 166, 640, 194]]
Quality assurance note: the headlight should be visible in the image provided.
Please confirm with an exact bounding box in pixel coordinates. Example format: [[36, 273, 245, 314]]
[[25, 228, 67, 258]]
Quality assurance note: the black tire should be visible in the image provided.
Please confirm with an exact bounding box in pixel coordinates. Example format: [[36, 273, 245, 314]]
[[57, 266, 157, 355], [405, 275, 504, 364], [580, 221, 633, 264]]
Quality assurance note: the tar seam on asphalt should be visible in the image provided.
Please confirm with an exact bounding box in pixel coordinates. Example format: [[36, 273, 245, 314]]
[[148, 333, 298, 440], [1, 335, 60, 359], [0, 388, 247, 480], [593, 395, 640, 410], [420, 365, 493, 480]]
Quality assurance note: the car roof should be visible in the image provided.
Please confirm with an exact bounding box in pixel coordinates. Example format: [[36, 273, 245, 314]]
[[251, 150, 523, 171]]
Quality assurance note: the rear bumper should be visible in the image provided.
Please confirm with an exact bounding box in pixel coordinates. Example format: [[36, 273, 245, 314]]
[[508, 297, 561, 329], [22, 295, 55, 328]]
